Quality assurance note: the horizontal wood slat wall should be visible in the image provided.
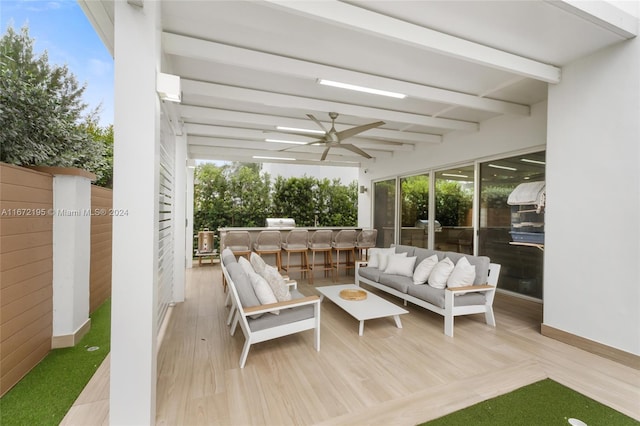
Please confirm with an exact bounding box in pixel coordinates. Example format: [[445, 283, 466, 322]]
[[90, 185, 112, 313], [0, 163, 53, 397]]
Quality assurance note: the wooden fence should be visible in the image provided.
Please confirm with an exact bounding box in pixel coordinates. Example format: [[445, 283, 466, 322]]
[[0, 163, 54, 396], [0, 163, 113, 396]]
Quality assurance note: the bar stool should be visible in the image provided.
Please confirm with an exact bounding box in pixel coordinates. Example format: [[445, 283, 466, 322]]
[[356, 229, 378, 261], [253, 230, 282, 270], [281, 229, 309, 280], [308, 230, 334, 285], [332, 229, 357, 279], [223, 230, 252, 260]]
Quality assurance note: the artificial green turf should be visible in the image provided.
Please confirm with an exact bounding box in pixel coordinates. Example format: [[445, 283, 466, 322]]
[[0, 299, 111, 426], [422, 378, 639, 426]]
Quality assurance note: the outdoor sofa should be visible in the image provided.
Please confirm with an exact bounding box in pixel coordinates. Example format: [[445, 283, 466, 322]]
[[355, 244, 501, 337]]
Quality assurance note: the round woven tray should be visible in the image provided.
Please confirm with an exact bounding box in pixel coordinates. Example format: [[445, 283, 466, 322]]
[[339, 289, 367, 301]]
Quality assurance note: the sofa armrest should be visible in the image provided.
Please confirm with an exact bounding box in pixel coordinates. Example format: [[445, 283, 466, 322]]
[[243, 295, 320, 316], [445, 284, 494, 295]]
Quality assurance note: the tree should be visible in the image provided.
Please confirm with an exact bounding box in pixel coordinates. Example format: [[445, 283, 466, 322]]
[[0, 25, 105, 175]]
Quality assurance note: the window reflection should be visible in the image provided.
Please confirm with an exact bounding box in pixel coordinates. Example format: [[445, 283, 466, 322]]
[[434, 166, 474, 254], [373, 179, 396, 248]]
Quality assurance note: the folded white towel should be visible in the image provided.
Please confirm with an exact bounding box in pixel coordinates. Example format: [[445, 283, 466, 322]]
[[507, 181, 545, 207]]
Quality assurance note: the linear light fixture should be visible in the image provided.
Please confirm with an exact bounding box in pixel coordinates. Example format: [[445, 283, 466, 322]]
[[253, 155, 296, 161], [265, 138, 308, 145], [442, 173, 469, 178], [521, 158, 546, 165], [317, 79, 407, 99], [276, 126, 325, 134], [488, 164, 517, 171]]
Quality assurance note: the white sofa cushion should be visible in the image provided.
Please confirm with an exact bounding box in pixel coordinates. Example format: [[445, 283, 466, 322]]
[[384, 255, 417, 277], [261, 264, 292, 302], [367, 247, 395, 269], [378, 251, 406, 271], [247, 270, 279, 315], [250, 252, 267, 275], [447, 256, 476, 289], [413, 254, 439, 284], [428, 257, 455, 289]]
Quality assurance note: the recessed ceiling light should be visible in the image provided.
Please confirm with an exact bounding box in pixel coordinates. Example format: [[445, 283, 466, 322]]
[[317, 79, 407, 99], [276, 126, 325, 134], [265, 138, 308, 145], [442, 173, 469, 178], [488, 164, 517, 171], [253, 155, 296, 161], [521, 158, 546, 165]]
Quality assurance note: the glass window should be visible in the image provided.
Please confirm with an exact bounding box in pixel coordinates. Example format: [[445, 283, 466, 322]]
[[478, 151, 545, 298], [434, 166, 474, 254], [400, 174, 429, 248], [373, 179, 396, 248]]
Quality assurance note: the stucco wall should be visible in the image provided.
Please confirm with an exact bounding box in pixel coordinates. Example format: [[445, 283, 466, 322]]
[[545, 37, 640, 355]]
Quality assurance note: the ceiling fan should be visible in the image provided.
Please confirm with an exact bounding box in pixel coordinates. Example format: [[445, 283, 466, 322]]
[[278, 112, 385, 161]]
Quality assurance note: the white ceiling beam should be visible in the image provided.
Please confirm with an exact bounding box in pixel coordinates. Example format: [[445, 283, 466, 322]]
[[180, 106, 443, 144], [184, 123, 415, 151], [163, 32, 529, 116], [188, 136, 395, 158], [263, 0, 561, 83], [546, 0, 637, 39], [181, 79, 478, 131], [189, 149, 363, 168], [188, 144, 373, 166]]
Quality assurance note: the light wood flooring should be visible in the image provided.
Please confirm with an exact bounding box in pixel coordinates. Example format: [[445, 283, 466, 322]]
[[62, 263, 640, 425]]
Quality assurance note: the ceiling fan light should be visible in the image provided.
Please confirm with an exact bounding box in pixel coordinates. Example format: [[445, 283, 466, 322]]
[[265, 138, 308, 145], [317, 79, 406, 99], [253, 155, 296, 161], [276, 126, 325, 134]]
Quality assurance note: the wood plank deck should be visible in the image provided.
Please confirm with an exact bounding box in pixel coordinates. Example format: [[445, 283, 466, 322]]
[[62, 264, 640, 425]]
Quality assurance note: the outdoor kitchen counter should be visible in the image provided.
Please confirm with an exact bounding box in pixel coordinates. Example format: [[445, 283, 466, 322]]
[[217, 226, 363, 249]]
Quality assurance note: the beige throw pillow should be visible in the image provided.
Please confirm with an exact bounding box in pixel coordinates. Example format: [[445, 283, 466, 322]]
[[250, 252, 267, 275], [367, 247, 395, 268], [260, 264, 292, 302]]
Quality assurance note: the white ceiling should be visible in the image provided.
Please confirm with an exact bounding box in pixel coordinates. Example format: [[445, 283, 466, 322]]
[[81, 0, 636, 167]]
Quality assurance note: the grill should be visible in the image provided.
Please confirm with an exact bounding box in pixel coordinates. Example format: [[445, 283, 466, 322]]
[[265, 218, 296, 228]]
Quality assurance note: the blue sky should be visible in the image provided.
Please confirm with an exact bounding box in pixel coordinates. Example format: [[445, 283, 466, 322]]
[[1, 0, 114, 126]]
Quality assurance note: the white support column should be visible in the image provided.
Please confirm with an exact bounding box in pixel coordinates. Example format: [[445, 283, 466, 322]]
[[49, 169, 94, 348], [110, 2, 161, 424], [173, 133, 187, 302], [186, 162, 195, 268]]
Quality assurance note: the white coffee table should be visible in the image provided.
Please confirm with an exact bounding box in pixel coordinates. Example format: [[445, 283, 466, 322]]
[[316, 284, 409, 336]]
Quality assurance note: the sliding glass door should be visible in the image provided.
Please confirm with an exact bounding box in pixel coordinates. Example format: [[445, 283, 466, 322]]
[[434, 166, 474, 254], [400, 174, 430, 248], [373, 179, 396, 248]]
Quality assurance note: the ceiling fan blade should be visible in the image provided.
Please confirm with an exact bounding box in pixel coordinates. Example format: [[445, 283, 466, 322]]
[[336, 121, 385, 141], [339, 144, 373, 159], [307, 114, 329, 133], [264, 129, 324, 139], [320, 146, 331, 161], [277, 139, 324, 152]]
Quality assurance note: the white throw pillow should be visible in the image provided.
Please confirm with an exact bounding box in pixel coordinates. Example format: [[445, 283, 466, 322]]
[[260, 264, 292, 302], [250, 252, 267, 275], [384, 255, 417, 277], [247, 270, 279, 315], [367, 247, 395, 268], [413, 254, 439, 284], [447, 256, 476, 289], [428, 257, 455, 289], [238, 256, 255, 276], [379, 251, 407, 271]]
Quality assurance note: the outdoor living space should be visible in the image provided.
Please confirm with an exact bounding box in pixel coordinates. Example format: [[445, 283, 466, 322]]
[[62, 263, 640, 425]]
